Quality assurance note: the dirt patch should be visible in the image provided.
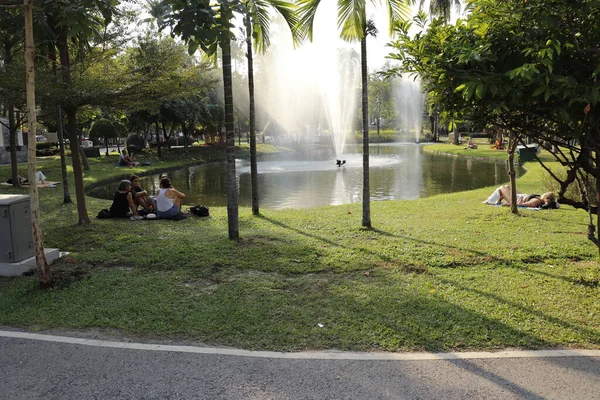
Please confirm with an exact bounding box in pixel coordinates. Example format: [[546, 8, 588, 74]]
[[237, 236, 282, 247]]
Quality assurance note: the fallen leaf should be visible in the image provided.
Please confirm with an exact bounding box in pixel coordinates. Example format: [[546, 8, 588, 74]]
[[520, 284, 530, 289]]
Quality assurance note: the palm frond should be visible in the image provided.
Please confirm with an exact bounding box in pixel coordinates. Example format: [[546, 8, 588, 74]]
[[338, 0, 366, 42], [419, 0, 461, 22], [266, 0, 301, 45], [297, 0, 323, 41], [384, 0, 411, 35]]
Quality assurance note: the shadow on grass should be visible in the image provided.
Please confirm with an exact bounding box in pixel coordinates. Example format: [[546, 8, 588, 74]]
[[436, 276, 600, 344], [258, 215, 506, 266]]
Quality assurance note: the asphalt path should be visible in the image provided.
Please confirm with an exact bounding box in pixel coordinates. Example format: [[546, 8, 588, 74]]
[[1, 330, 599, 400]]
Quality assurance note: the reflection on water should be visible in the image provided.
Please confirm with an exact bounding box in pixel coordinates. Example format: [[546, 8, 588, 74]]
[[88, 144, 523, 210]]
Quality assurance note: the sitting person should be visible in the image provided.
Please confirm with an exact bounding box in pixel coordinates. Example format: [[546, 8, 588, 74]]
[[129, 174, 151, 210], [128, 151, 141, 166], [156, 177, 185, 219], [118, 150, 132, 166], [465, 137, 478, 149], [483, 185, 559, 208], [109, 180, 140, 218]]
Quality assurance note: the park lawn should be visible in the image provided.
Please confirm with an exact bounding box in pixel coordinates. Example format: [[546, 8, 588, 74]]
[[0, 143, 598, 352]]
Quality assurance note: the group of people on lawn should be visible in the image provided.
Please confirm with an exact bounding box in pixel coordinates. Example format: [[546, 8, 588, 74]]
[[109, 174, 185, 220]]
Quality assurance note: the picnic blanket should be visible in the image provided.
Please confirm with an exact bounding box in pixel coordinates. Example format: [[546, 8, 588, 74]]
[[486, 203, 559, 210], [1, 181, 60, 188]]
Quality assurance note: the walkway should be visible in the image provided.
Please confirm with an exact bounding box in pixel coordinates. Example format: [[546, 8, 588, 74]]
[[1, 329, 599, 399]]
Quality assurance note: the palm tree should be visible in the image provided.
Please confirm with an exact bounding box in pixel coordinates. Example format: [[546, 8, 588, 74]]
[[164, 0, 241, 239], [298, 0, 411, 228], [420, 0, 460, 23], [242, 0, 298, 215]]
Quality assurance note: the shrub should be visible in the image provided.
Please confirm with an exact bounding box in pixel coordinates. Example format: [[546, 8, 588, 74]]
[[126, 134, 144, 153]]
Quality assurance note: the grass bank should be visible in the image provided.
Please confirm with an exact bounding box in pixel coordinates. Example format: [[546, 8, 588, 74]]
[[0, 143, 598, 352]]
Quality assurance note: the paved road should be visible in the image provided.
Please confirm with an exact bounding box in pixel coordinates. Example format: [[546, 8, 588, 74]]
[[1, 331, 599, 399]]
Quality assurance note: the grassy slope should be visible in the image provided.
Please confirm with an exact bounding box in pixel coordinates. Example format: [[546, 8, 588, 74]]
[[0, 144, 598, 352]]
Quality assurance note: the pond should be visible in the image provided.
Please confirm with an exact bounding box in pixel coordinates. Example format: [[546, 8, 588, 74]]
[[88, 143, 523, 210]]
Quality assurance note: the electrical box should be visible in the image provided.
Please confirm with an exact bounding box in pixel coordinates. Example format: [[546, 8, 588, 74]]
[[517, 145, 540, 162], [0, 195, 34, 263]]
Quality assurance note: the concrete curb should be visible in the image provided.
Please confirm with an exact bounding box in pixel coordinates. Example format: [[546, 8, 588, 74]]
[[1, 330, 599, 361]]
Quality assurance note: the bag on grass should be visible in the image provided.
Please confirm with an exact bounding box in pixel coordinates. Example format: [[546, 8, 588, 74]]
[[189, 205, 209, 217], [97, 208, 112, 219]]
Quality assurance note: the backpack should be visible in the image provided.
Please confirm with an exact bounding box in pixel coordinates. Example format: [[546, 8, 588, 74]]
[[97, 208, 112, 219], [189, 205, 209, 217]]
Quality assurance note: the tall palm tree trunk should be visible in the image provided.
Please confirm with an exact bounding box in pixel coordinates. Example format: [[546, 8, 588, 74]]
[[361, 36, 371, 228], [24, 0, 52, 288], [246, 17, 259, 216], [222, 39, 239, 239]]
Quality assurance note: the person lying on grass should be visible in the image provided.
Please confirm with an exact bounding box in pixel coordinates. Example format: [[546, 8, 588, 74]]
[[109, 180, 140, 218], [156, 177, 185, 219], [483, 185, 559, 208]]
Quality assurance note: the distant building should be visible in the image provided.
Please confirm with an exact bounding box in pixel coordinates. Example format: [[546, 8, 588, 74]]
[[0, 117, 27, 164]]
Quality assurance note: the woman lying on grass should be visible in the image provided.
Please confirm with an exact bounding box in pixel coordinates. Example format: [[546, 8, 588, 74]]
[[483, 185, 559, 208]]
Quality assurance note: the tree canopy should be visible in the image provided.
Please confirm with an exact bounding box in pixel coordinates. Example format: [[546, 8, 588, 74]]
[[388, 0, 600, 243]]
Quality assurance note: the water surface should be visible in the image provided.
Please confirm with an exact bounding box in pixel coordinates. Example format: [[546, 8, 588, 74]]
[[88, 144, 522, 209]]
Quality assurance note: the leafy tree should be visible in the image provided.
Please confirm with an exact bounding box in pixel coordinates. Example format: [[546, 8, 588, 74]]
[[89, 118, 118, 155], [388, 0, 600, 250], [36, 0, 122, 225], [369, 68, 396, 135], [298, 0, 411, 228], [0, 6, 25, 188]]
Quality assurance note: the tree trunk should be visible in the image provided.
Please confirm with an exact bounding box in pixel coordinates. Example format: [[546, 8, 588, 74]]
[[56, 106, 71, 204], [8, 105, 20, 188], [246, 16, 259, 216], [155, 119, 161, 158], [221, 39, 239, 239], [453, 125, 460, 145], [507, 131, 518, 215], [596, 150, 600, 257], [66, 107, 90, 224], [58, 29, 88, 224], [361, 36, 371, 228], [24, 0, 53, 288], [79, 140, 89, 171]]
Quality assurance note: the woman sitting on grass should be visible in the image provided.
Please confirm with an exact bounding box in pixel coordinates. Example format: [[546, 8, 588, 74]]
[[109, 180, 140, 218], [483, 185, 559, 208], [156, 177, 185, 219]]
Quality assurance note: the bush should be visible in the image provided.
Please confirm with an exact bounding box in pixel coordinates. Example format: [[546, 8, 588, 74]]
[[126, 134, 144, 153], [167, 136, 194, 147], [36, 142, 54, 150]]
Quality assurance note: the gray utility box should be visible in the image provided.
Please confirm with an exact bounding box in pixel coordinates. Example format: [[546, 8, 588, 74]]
[[0, 195, 34, 263]]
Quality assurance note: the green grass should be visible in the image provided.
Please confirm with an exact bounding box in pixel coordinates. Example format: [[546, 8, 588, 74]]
[[0, 144, 598, 352]]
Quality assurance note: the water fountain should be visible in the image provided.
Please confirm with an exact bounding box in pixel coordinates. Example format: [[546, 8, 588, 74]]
[[251, 1, 360, 159], [393, 75, 424, 143]]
